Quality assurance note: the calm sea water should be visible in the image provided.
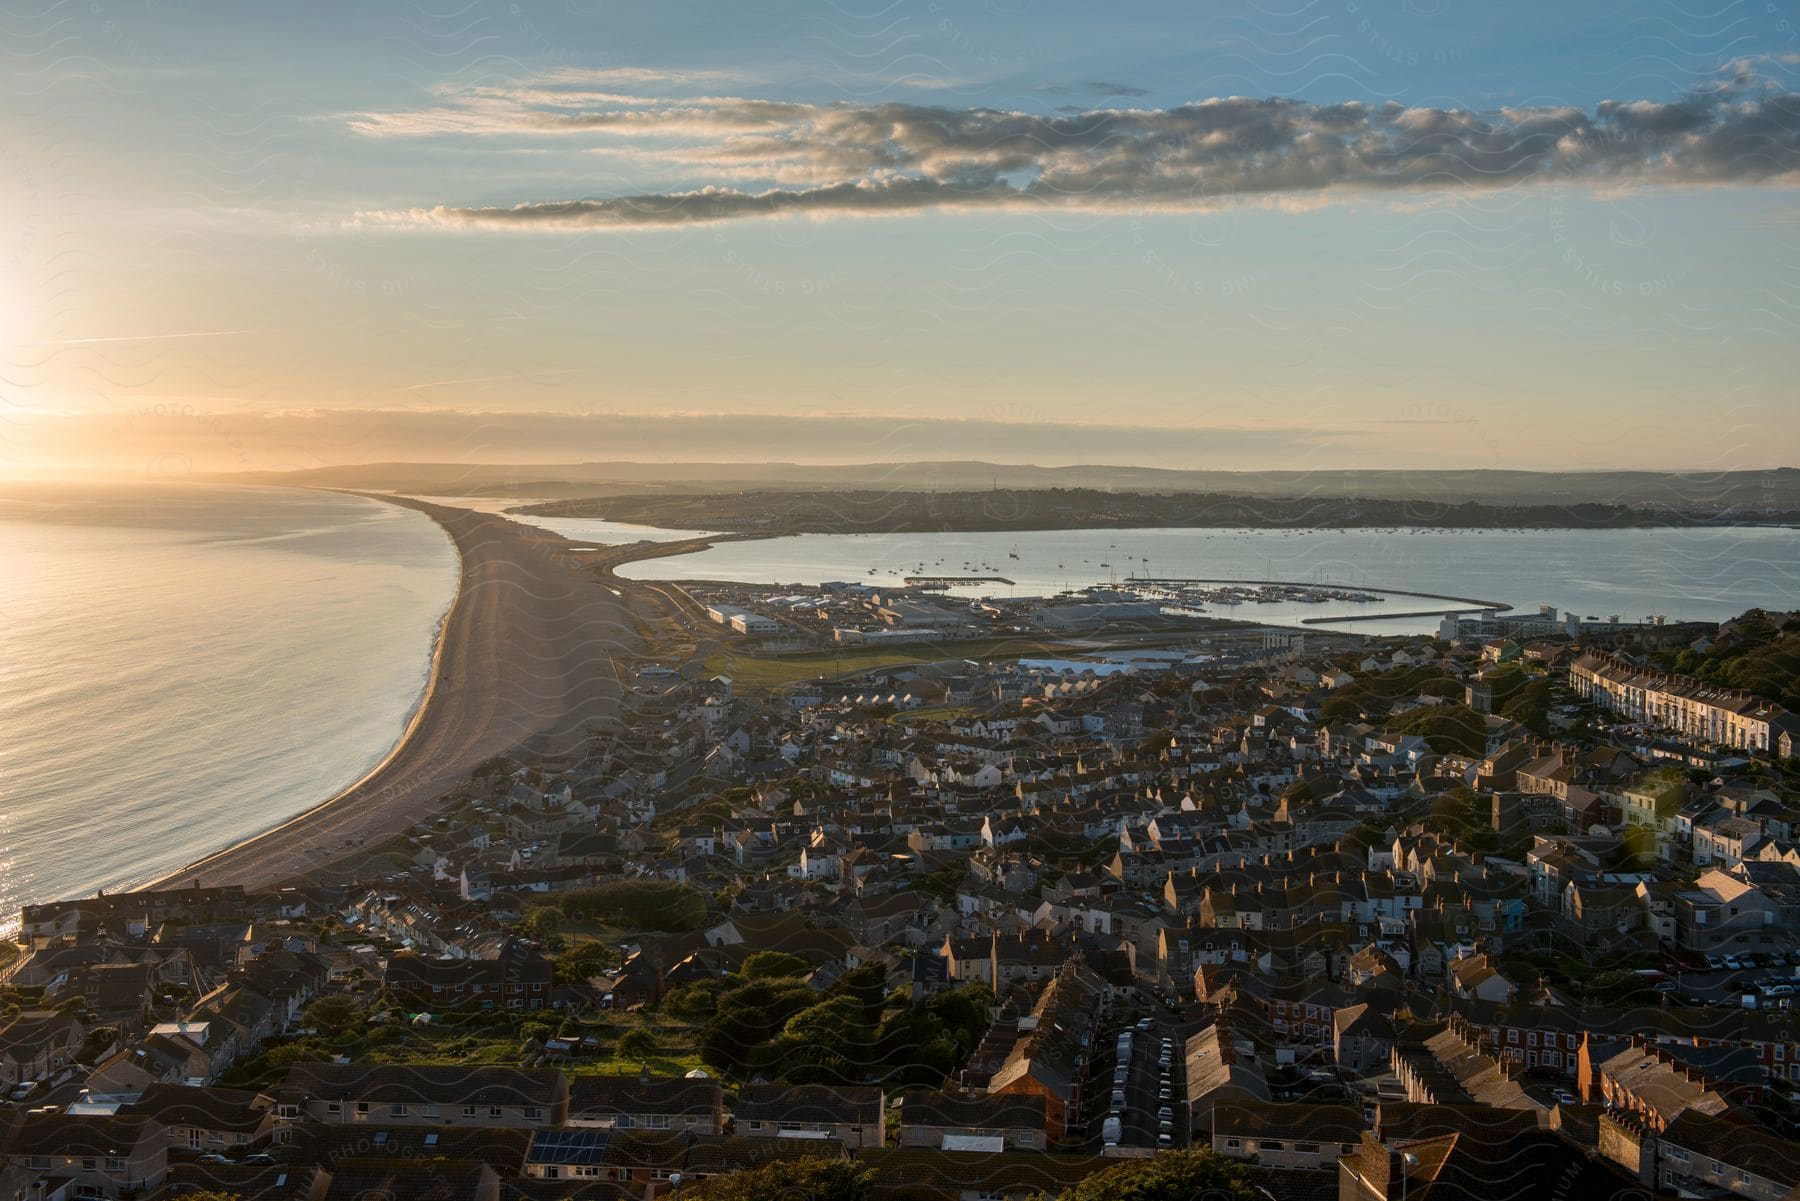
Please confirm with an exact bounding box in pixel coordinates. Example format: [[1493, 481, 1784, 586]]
[[0, 483, 457, 930], [614, 525, 1800, 633]]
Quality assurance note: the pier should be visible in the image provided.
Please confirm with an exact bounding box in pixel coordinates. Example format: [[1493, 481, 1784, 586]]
[[1300, 606, 1496, 625], [904, 575, 1016, 587], [1126, 576, 1511, 613]]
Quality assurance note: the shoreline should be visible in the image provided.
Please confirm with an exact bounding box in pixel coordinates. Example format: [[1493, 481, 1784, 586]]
[[141, 489, 463, 892], [147, 489, 639, 892]]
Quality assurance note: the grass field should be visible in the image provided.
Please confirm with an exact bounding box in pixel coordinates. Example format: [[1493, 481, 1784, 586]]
[[705, 633, 1187, 691]]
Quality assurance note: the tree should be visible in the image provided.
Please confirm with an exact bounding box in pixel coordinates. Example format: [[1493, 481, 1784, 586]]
[[521, 905, 566, 939], [1045, 1150, 1256, 1200], [303, 994, 364, 1036], [557, 881, 709, 931], [683, 1158, 874, 1201], [553, 941, 616, 988], [617, 1028, 660, 1059], [740, 950, 810, 979]]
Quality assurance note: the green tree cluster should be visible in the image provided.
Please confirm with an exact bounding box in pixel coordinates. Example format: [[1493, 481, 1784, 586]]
[[556, 881, 709, 932], [1662, 610, 1800, 711], [674, 957, 992, 1085], [682, 1158, 874, 1201], [1039, 1150, 1256, 1200]]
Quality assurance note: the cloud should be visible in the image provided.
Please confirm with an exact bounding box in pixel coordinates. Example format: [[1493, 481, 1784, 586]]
[[348, 72, 1800, 231], [1038, 80, 1154, 98]]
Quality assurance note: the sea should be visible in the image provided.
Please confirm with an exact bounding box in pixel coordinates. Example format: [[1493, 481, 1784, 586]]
[[0, 483, 457, 931], [611, 524, 1800, 634], [4, 486, 1796, 931]]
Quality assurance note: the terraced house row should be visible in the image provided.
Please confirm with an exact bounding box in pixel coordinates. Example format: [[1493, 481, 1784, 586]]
[[1568, 651, 1797, 755]]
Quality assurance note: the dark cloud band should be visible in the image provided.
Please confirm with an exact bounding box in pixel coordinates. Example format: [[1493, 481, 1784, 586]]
[[353, 80, 1800, 230]]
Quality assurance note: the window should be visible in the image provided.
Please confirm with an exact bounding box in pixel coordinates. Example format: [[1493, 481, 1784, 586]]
[[355, 1103, 369, 1115], [524, 1107, 543, 1120], [490, 1106, 504, 1118], [645, 1115, 669, 1130], [463, 1105, 477, 1116], [390, 1104, 407, 1116]]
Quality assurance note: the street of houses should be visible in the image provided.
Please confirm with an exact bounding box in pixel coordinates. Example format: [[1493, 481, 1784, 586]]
[[4, 609, 1800, 1200]]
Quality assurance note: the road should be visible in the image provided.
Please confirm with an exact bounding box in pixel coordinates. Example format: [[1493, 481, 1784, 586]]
[[1077, 1004, 1190, 1153], [153, 494, 641, 890]]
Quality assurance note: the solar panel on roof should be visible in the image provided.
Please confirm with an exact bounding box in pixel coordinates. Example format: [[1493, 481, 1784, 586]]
[[528, 1128, 611, 1165]]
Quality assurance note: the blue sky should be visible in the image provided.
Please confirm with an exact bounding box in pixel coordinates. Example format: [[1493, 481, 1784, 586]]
[[2, 0, 1797, 473]]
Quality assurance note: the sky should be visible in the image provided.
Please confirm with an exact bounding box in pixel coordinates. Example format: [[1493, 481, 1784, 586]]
[[2, 0, 1797, 476]]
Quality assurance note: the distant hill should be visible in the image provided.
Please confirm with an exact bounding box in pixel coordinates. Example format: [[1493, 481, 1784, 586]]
[[516, 487, 1798, 534], [203, 461, 1800, 512]]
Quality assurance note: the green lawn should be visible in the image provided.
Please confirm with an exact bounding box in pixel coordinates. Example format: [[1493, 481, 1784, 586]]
[[707, 633, 1186, 691]]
